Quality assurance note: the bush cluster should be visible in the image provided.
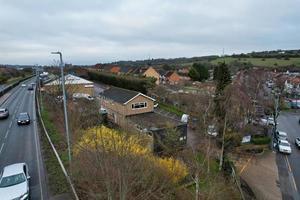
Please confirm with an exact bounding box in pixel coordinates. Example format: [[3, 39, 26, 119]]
[[88, 70, 156, 93]]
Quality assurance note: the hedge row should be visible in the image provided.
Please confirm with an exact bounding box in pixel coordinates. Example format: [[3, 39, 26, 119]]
[[251, 136, 271, 145], [88, 70, 156, 93]]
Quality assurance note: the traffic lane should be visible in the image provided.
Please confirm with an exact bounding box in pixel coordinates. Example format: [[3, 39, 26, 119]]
[[0, 84, 29, 141], [0, 83, 46, 199], [276, 153, 295, 200], [278, 112, 300, 196]]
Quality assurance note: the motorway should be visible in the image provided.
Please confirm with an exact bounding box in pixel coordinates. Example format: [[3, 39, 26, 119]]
[[0, 78, 48, 199], [277, 112, 300, 200]]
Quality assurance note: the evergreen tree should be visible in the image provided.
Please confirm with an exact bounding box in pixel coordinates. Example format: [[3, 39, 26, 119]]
[[214, 62, 231, 118], [188, 63, 209, 81], [216, 62, 231, 94]]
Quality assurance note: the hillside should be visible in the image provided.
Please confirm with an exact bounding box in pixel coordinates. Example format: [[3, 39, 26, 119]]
[[107, 49, 300, 69]]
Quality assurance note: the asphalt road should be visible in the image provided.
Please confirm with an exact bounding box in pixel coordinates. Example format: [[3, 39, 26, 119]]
[[277, 112, 300, 200], [0, 79, 48, 199]]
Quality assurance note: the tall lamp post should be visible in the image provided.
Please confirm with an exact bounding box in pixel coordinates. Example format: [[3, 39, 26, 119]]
[[51, 51, 72, 165]]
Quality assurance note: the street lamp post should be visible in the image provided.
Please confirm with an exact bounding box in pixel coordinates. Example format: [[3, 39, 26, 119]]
[[51, 51, 72, 165]]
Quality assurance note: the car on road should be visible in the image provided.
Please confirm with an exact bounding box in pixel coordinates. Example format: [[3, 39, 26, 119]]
[[17, 112, 30, 125], [0, 108, 9, 119], [21, 84, 26, 87], [27, 85, 34, 90], [295, 138, 300, 148], [278, 139, 292, 154], [0, 163, 30, 200], [275, 131, 288, 141]]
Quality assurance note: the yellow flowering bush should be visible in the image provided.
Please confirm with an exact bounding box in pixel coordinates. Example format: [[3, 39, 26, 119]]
[[75, 125, 188, 183]]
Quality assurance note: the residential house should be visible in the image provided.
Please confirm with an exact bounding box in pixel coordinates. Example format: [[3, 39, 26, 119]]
[[164, 71, 181, 85], [110, 66, 121, 74], [143, 67, 160, 85], [99, 86, 187, 152], [285, 76, 300, 95], [44, 74, 94, 96]]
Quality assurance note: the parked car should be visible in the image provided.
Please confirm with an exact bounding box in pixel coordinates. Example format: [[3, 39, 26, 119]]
[[0, 108, 9, 119], [0, 163, 30, 200], [275, 131, 288, 141], [278, 139, 292, 154], [207, 125, 218, 137], [72, 93, 94, 101], [21, 84, 26, 87], [295, 138, 300, 148], [17, 112, 30, 125], [260, 117, 277, 126]]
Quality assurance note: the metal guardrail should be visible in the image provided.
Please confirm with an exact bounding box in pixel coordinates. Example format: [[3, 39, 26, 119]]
[[35, 89, 79, 200]]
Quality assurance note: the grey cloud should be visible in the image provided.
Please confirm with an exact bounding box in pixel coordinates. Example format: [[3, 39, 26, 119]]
[[0, 0, 299, 64]]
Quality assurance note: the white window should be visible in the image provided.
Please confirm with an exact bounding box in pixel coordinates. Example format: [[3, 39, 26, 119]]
[[132, 102, 147, 109]]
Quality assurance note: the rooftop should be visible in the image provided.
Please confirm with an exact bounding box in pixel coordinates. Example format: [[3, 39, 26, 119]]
[[127, 111, 184, 130], [45, 74, 93, 86], [100, 87, 155, 104]]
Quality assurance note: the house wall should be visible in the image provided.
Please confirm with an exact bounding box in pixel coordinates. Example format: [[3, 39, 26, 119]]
[[125, 95, 154, 115], [143, 67, 160, 85], [100, 94, 154, 131], [168, 73, 181, 85]]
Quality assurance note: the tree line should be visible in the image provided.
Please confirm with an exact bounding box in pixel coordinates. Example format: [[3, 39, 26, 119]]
[[87, 70, 156, 93]]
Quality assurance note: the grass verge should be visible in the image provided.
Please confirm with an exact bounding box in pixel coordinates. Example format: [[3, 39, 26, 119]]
[[158, 102, 185, 116], [39, 106, 70, 195]]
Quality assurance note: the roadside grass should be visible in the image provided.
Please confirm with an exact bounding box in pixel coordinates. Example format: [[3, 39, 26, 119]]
[[6, 75, 32, 85], [210, 57, 300, 67], [39, 106, 70, 195], [158, 102, 185, 116]]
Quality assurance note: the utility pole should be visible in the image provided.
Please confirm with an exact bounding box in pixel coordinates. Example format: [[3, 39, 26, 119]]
[[273, 93, 279, 132], [51, 51, 72, 165]]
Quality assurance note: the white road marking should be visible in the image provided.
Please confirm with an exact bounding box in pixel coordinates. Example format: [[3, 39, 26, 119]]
[[285, 155, 298, 192], [5, 130, 9, 139], [0, 143, 4, 154], [9, 121, 12, 128], [33, 92, 44, 200]]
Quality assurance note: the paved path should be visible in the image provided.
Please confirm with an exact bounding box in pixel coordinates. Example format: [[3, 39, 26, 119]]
[[239, 152, 282, 200]]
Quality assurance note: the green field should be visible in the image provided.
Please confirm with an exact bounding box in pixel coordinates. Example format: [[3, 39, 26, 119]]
[[210, 57, 300, 67]]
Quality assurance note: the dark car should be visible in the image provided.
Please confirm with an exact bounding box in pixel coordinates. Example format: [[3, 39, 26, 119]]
[[27, 85, 34, 90], [0, 108, 9, 119], [17, 112, 30, 125]]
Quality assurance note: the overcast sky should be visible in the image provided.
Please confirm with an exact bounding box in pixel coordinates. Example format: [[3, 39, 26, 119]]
[[0, 0, 299, 65]]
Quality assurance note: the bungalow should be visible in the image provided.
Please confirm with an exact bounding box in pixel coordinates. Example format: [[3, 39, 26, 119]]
[[99, 86, 187, 152]]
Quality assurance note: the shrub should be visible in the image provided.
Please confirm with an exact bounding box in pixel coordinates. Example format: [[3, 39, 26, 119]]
[[251, 136, 271, 145], [88, 70, 155, 93]]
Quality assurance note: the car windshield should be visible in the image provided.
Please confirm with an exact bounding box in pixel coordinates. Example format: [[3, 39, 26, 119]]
[[18, 114, 28, 120], [0, 173, 26, 187], [280, 142, 290, 147]]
